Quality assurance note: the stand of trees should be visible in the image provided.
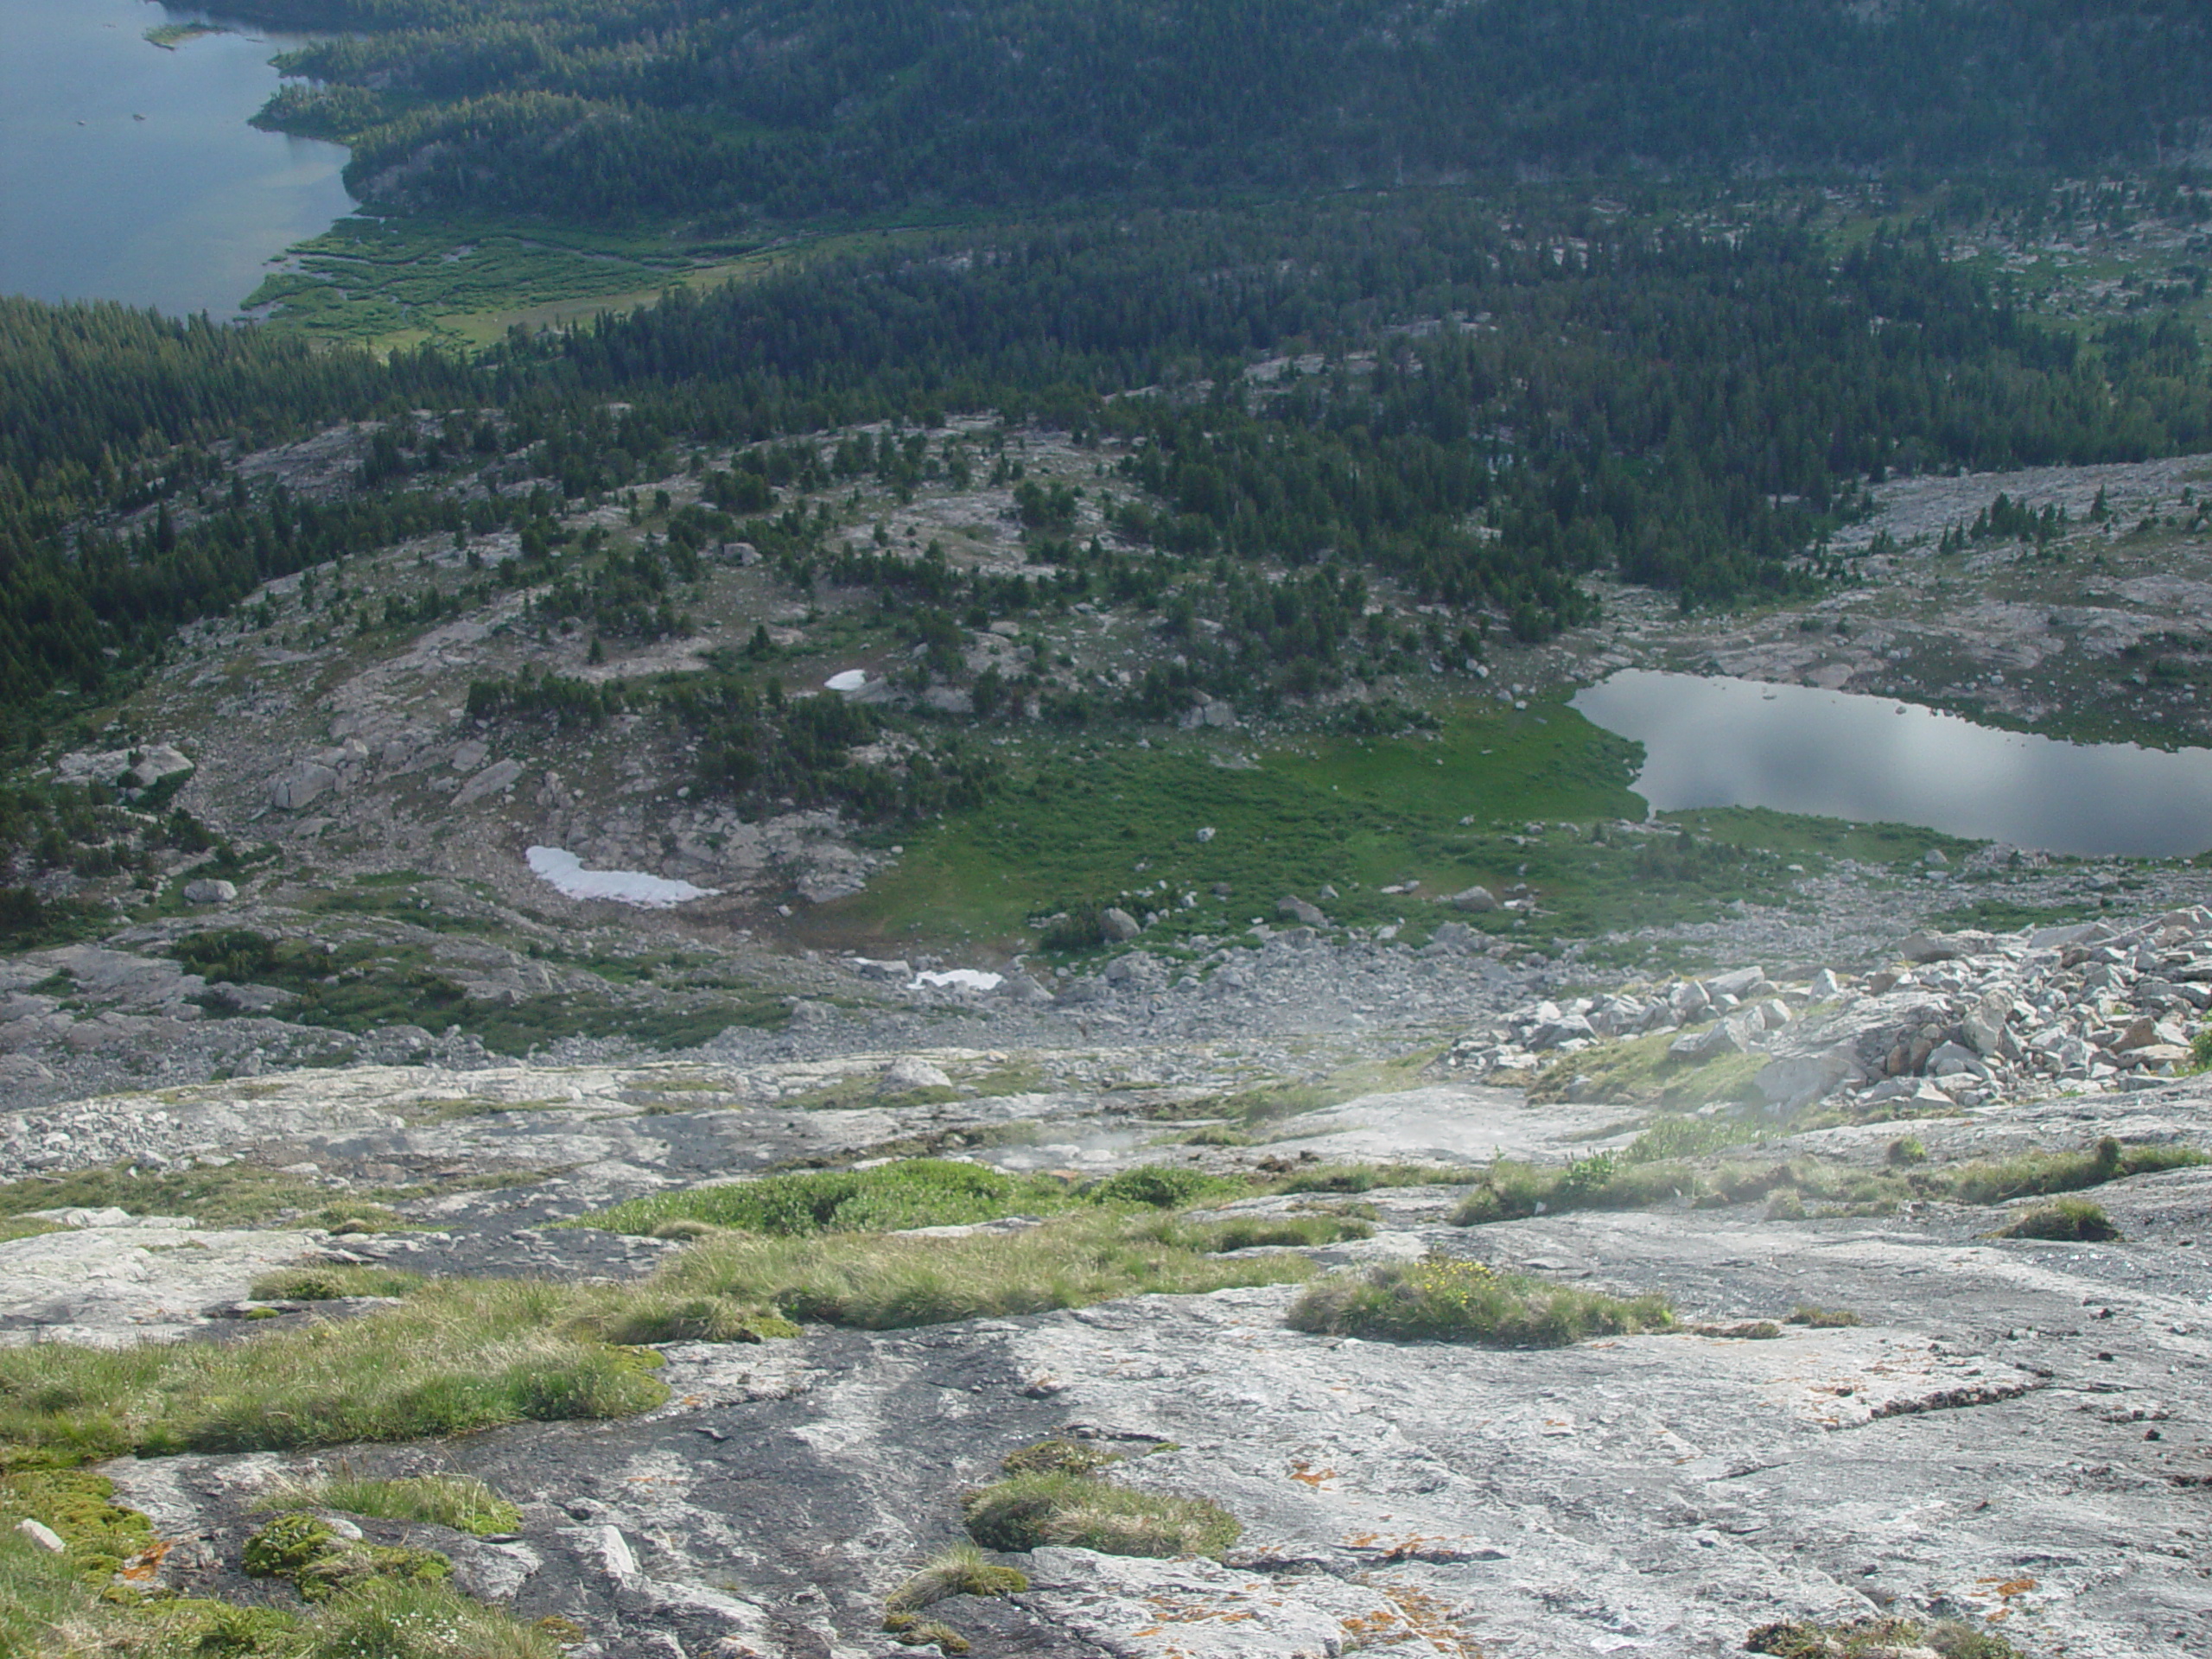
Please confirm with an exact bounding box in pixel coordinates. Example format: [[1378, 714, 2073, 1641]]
[[211, 0, 2212, 225]]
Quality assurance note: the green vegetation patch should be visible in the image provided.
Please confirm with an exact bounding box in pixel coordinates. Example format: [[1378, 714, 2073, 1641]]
[[244, 1512, 452, 1604], [257, 1473, 521, 1538], [1528, 1028, 1772, 1112], [1287, 1256, 1675, 1346], [0, 1469, 156, 1585], [1452, 1136, 2208, 1226], [586, 1159, 1079, 1237], [618, 1209, 1317, 1333], [0, 1280, 666, 1471], [0, 1162, 332, 1229], [250, 1265, 429, 1302], [814, 704, 1659, 953], [168, 927, 786, 1056]]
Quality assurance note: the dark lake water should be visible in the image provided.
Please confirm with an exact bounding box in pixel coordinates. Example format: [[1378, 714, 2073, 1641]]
[[0, 0, 353, 315], [1571, 670, 2212, 857]]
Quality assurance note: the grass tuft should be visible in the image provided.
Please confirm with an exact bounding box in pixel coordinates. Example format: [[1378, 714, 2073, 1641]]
[[1786, 1306, 1863, 1328], [886, 1542, 1029, 1611], [249, 1266, 427, 1302], [256, 1472, 521, 1537], [1286, 1256, 1674, 1345], [962, 1470, 1240, 1557], [1999, 1197, 2120, 1242]]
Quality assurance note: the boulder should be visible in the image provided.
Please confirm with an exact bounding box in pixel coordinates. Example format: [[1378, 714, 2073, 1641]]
[[880, 1058, 951, 1094], [1961, 990, 2018, 1060], [1526, 1014, 1596, 1051], [1897, 929, 1996, 964], [268, 761, 338, 812], [1278, 896, 1328, 928], [181, 879, 237, 906], [1447, 885, 1498, 912], [1100, 907, 1142, 943], [1669, 980, 1713, 1022], [1757, 1047, 1858, 1114], [1707, 966, 1765, 1000], [451, 758, 524, 808]]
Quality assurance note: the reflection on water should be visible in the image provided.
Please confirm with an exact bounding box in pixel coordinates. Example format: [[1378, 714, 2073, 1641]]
[[1571, 670, 2212, 856], [0, 0, 353, 315]]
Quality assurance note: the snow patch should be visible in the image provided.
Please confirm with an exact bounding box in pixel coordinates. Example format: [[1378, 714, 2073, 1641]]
[[911, 969, 1004, 993], [825, 670, 868, 692], [525, 847, 719, 909]]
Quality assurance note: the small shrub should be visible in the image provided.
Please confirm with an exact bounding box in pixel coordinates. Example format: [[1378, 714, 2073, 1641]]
[[1285, 1257, 1675, 1346], [1885, 1136, 1929, 1167], [962, 1471, 1240, 1557], [1787, 1306, 1862, 1328], [2000, 1197, 2120, 1242], [1765, 1190, 1808, 1221], [886, 1541, 1028, 1611]]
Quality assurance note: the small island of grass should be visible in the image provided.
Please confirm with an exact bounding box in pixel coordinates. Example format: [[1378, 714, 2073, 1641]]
[[145, 22, 220, 48]]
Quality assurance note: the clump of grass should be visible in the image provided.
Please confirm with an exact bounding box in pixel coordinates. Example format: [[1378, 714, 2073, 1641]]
[[1949, 1136, 2204, 1205], [620, 1210, 1317, 1332], [1451, 1135, 2207, 1228], [572, 1290, 800, 1345], [1170, 1213, 1371, 1251], [250, 1265, 427, 1302], [1787, 1306, 1863, 1328], [0, 1279, 666, 1470], [1451, 1151, 1703, 1224], [582, 1159, 1077, 1237], [1286, 1256, 1674, 1346], [1083, 1165, 1246, 1208], [1166, 1125, 1252, 1147], [962, 1471, 1240, 1557], [1269, 1161, 1471, 1194], [256, 1472, 521, 1537], [1623, 1115, 1761, 1163], [1999, 1197, 2120, 1242], [883, 1611, 971, 1652], [886, 1541, 1029, 1611], [0, 1163, 330, 1228], [1527, 1028, 1770, 1111], [291, 1578, 563, 1658], [1747, 1615, 2026, 1658], [999, 1439, 1122, 1478], [1886, 1135, 1929, 1166]]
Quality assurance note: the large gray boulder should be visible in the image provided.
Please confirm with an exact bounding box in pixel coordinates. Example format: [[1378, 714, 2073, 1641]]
[[1100, 906, 1142, 942], [268, 761, 338, 811], [1446, 885, 1498, 912], [1277, 895, 1328, 928]]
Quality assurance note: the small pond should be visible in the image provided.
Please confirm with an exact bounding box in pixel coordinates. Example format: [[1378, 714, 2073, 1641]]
[[1570, 670, 2212, 857]]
